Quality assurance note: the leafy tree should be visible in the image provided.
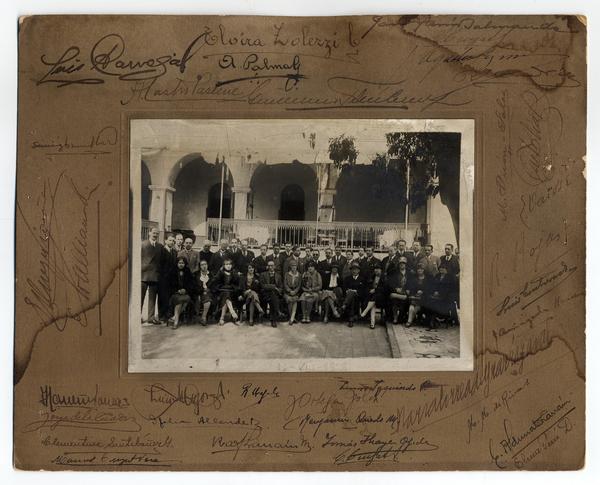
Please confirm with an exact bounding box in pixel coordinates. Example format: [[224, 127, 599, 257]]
[[328, 134, 359, 169]]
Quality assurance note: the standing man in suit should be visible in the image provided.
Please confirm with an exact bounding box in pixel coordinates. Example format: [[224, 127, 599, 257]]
[[360, 246, 379, 280], [173, 232, 184, 252], [141, 227, 163, 325], [236, 239, 255, 275], [382, 246, 400, 280], [260, 260, 284, 327], [158, 233, 178, 322], [267, 244, 281, 274], [278, 243, 293, 274], [253, 244, 269, 275], [209, 239, 229, 274], [332, 246, 347, 271], [411, 240, 427, 262], [421, 244, 440, 277], [317, 247, 334, 283], [178, 236, 200, 276], [396, 239, 416, 272], [439, 243, 460, 278], [198, 239, 213, 266], [342, 262, 366, 327]]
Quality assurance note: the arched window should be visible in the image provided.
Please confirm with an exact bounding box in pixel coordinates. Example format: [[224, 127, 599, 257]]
[[279, 183, 305, 221]]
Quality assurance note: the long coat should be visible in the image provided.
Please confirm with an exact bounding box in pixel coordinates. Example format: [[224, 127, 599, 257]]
[[141, 240, 164, 282]]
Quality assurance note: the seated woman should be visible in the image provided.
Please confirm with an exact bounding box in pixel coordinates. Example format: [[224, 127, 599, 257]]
[[360, 263, 387, 329], [299, 261, 322, 323], [167, 257, 198, 330], [283, 258, 302, 325], [406, 263, 431, 327], [212, 257, 241, 325], [387, 257, 410, 324], [238, 263, 264, 326], [320, 264, 342, 323], [428, 265, 457, 328], [196, 259, 213, 326]]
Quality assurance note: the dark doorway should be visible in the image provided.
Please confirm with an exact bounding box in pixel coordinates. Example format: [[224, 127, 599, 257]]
[[207, 183, 232, 219], [279, 184, 305, 221]]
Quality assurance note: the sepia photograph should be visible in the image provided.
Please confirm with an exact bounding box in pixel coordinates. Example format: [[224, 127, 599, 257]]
[[128, 118, 474, 372]]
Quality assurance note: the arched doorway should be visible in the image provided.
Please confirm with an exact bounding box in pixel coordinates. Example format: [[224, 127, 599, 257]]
[[171, 157, 233, 239], [279, 184, 305, 220], [141, 160, 151, 220], [207, 183, 232, 219]]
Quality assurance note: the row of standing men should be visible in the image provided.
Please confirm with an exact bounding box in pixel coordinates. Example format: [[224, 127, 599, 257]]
[[141, 229, 460, 329]]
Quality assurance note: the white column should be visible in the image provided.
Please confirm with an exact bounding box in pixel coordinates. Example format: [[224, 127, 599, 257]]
[[148, 185, 176, 237], [427, 195, 457, 253], [317, 188, 336, 223], [232, 186, 251, 220]]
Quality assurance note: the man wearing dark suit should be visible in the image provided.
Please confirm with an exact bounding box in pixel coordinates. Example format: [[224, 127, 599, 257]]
[[209, 239, 230, 274], [158, 233, 178, 321], [342, 262, 366, 327], [236, 239, 255, 275], [259, 260, 284, 327], [283, 245, 304, 275], [317, 247, 334, 283], [178, 237, 200, 275], [266, 244, 281, 274], [278, 243, 293, 274], [439, 243, 460, 279], [198, 239, 213, 266], [253, 244, 269, 275], [411, 241, 427, 263], [360, 247, 380, 280], [381, 247, 400, 279], [396, 239, 416, 272], [421, 244, 440, 278], [141, 227, 163, 324], [332, 247, 347, 271]]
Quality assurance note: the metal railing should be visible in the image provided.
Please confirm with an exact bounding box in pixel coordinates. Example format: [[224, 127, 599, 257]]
[[206, 218, 428, 249]]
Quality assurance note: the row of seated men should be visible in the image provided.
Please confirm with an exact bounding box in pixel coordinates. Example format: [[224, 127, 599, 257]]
[[141, 228, 460, 330]]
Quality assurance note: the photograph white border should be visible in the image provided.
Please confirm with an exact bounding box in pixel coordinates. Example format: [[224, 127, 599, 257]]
[[128, 118, 475, 372]]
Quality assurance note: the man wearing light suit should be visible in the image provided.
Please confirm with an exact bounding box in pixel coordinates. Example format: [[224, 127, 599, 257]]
[[141, 227, 164, 324]]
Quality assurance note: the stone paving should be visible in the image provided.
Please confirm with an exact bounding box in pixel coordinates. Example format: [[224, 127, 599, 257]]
[[141, 316, 460, 360]]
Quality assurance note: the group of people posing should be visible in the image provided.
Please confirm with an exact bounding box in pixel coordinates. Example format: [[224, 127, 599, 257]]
[[141, 228, 460, 330]]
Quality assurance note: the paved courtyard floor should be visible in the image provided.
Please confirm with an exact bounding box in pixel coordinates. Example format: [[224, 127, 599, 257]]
[[141, 318, 460, 360]]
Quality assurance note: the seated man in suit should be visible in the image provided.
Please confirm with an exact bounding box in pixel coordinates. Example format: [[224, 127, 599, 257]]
[[342, 262, 366, 327], [141, 227, 163, 325], [253, 244, 269, 275], [259, 260, 284, 327]]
